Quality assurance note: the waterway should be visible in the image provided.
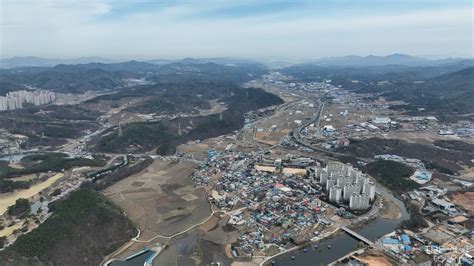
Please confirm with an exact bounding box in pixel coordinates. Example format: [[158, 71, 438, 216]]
[[271, 186, 409, 265]]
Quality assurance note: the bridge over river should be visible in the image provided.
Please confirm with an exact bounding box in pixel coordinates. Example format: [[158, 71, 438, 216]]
[[340, 226, 375, 246]]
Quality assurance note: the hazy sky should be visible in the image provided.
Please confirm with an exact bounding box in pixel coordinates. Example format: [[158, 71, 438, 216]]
[[1, 0, 473, 60]]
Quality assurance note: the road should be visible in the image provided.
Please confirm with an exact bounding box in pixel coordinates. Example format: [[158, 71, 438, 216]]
[[101, 82, 409, 265], [290, 97, 348, 157], [101, 206, 247, 265]]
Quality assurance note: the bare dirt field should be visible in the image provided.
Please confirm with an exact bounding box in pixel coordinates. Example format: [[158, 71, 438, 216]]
[[459, 167, 474, 179], [0, 173, 64, 214], [0, 222, 23, 238], [104, 160, 212, 240], [251, 100, 313, 144], [450, 192, 474, 215], [353, 254, 393, 266], [178, 136, 236, 160], [178, 143, 211, 160], [379, 195, 402, 220], [323, 104, 375, 129]]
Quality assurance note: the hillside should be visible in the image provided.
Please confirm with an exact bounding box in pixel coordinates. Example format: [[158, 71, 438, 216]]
[[384, 67, 474, 115], [306, 54, 468, 67], [281, 60, 474, 83], [0, 189, 137, 266], [0, 60, 268, 93], [338, 138, 474, 175], [0, 153, 105, 193], [95, 87, 283, 154], [282, 64, 474, 118], [364, 160, 418, 194], [0, 56, 116, 68], [0, 105, 100, 148]]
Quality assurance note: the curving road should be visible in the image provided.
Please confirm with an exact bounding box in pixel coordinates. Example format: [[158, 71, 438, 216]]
[[290, 98, 347, 157]]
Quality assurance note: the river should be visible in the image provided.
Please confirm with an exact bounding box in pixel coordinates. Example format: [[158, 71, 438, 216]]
[[271, 186, 409, 265]]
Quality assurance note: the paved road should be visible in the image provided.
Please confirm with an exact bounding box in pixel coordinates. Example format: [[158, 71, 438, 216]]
[[290, 97, 348, 157]]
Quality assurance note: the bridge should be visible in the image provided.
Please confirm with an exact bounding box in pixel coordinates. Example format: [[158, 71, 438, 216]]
[[340, 226, 375, 246]]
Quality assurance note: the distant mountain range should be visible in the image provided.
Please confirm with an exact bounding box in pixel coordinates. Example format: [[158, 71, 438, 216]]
[[0, 56, 118, 68], [0, 54, 472, 120], [0, 56, 264, 69], [147, 57, 263, 66], [0, 60, 268, 94], [306, 54, 472, 67], [3, 54, 472, 69], [384, 67, 474, 116]]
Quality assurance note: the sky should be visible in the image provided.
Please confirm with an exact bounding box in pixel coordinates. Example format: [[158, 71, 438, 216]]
[[1, 0, 473, 61]]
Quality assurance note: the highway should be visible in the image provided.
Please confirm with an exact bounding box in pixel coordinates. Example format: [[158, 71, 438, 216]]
[[290, 97, 347, 157]]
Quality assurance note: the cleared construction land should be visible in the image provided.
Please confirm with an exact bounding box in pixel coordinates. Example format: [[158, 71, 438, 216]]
[[0, 173, 64, 214], [353, 254, 393, 266], [450, 191, 474, 215]]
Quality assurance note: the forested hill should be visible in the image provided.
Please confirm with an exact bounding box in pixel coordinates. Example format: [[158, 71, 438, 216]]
[[0, 60, 268, 94], [0, 189, 136, 266], [384, 67, 474, 115], [281, 63, 474, 118], [95, 87, 284, 154]]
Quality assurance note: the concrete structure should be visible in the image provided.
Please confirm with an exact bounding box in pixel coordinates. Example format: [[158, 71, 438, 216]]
[[0, 90, 55, 111], [362, 182, 376, 201], [316, 162, 375, 210], [329, 185, 342, 203], [349, 193, 370, 210], [343, 184, 361, 201], [340, 226, 374, 246]]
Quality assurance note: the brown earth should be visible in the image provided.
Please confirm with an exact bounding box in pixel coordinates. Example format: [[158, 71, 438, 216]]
[[379, 196, 402, 220], [353, 254, 393, 266], [104, 160, 211, 239], [450, 192, 474, 215]]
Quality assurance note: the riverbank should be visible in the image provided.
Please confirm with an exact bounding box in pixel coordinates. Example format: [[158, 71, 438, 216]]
[[260, 226, 340, 266], [265, 183, 409, 265]]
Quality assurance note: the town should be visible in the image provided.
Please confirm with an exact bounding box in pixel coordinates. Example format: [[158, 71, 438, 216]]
[[0, 72, 472, 266], [0, 90, 56, 111]]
